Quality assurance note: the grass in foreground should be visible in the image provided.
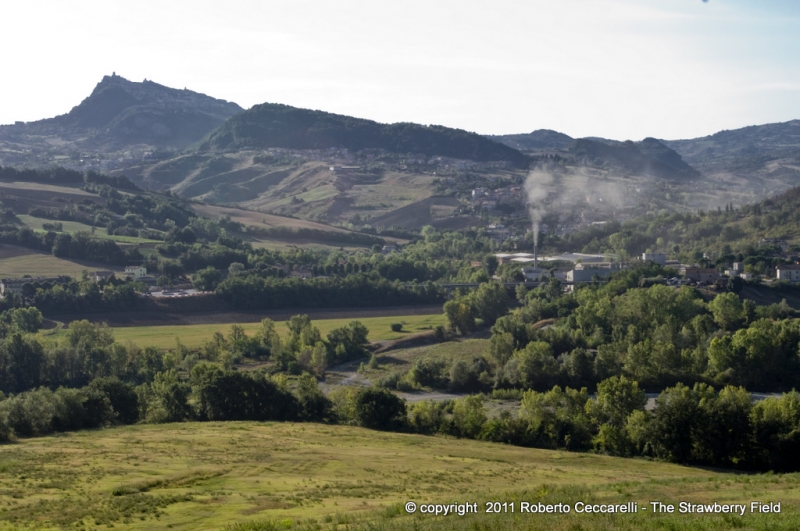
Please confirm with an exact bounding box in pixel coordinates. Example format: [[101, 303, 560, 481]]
[[44, 314, 447, 349], [2, 422, 798, 531]]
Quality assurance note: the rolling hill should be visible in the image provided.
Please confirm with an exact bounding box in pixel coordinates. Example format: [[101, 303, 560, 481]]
[[488, 128, 574, 151], [567, 137, 700, 180], [2, 421, 796, 531], [196, 102, 529, 167], [0, 74, 243, 165], [662, 119, 800, 188]]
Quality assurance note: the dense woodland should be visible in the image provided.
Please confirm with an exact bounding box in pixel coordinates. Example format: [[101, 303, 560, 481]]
[[197, 103, 529, 166]]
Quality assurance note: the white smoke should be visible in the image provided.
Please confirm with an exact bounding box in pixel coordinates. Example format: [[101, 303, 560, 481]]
[[523, 169, 554, 247]]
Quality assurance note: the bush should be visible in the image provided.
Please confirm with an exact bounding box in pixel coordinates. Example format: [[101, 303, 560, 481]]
[[353, 387, 407, 431], [390, 323, 403, 332]]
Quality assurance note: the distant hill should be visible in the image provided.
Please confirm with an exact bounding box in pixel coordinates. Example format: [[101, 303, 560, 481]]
[[0, 74, 243, 153], [488, 129, 574, 151], [567, 137, 699, 180], [661, 119, 800, 184], [196, 103, 529, 167]]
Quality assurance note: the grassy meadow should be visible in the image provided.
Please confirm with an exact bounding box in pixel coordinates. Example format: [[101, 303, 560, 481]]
[[44, 314, 448, 350], [0, 247, 123, 278], [0, 422, 798, 531], [17, 215, 160, 244]]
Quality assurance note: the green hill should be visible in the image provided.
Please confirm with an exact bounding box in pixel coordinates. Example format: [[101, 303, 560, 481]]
[[1, 422, 797, 531], [196, 103, 529, 167], [567, 138, 699, 180], [488, 128, 574, 151], [662, 119, 800, 178]]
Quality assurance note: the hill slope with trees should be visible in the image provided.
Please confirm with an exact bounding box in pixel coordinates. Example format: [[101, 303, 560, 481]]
[[196, 103, 529, 167], [0, 74, 243, 164]]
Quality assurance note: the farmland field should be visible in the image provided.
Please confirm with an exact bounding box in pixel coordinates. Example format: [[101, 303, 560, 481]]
[[0, 422, 797, 531], [0, 245, 122, 278], [44, 314, 447, 349], [17, 215, 161, 244]]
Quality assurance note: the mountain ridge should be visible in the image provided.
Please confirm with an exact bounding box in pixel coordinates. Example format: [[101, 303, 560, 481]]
[[196, 102, 529, 167], [0, 74, 243, 154]]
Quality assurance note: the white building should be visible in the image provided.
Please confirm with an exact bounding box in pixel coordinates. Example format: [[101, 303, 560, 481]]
[[777, 265, 800, 282], [124, 266, 147, 279], [642, 252, 667, 265]]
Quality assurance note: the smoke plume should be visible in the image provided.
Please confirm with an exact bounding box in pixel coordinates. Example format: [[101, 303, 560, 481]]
[[524, 169, 554, 247]]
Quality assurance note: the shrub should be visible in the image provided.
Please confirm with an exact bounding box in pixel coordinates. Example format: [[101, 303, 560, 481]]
[[353, 387, 407, 431], [390, 323, 403, 332]]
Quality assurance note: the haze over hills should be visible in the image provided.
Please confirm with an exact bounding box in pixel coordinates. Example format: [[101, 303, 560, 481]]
[[1, 73, 798, 229], [661, 119, 800, 189]]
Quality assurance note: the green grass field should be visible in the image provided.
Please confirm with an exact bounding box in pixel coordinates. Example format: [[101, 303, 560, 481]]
[[0, 251, 121, 278], [0, 422, 797, 531], [44, 314, 447, 350], [363, 339, 490, 382], [17, 215, 161, 244]]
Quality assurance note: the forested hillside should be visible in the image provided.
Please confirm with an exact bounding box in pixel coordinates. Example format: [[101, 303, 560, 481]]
[[196, 103, 529, 166], [562, 185, 800, 271], [663, 119, 800, 182]]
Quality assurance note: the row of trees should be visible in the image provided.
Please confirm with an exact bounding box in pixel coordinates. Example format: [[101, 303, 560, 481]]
[[0, 315, 371, 396]]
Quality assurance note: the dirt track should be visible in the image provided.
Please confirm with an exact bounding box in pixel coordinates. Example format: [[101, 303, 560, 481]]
[[50, 304, 444, 328]]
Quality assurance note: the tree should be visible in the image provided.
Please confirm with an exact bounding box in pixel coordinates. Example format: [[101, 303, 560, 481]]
[[513, 341, 558, 390], [353, 387, 406, 431], [443, 299, 475, 335], [708, 292, 745, 331], [9, 307, 43, 333], [468, 282, 510, 326], [296, 372, 334, 422], [193, 266, 223, 291], [88, 376, 139, 425], [693, 385, 753, 467], [451, 395, 487, 438], [648, 383, 703, 463], [586, 376, 646, 456]]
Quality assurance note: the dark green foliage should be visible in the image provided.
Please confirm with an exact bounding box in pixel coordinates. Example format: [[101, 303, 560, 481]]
[[568, 138, 698, 180], [353, 387, 407, 431], [296, 373, 335, 422], [217, 275, 442, 310], [199, 103, 529, 167], [192, 368, 298, 422], [88, 377, 139, 425]]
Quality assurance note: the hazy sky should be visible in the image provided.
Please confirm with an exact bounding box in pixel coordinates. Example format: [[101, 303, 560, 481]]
[[2, 0, 798, 140]]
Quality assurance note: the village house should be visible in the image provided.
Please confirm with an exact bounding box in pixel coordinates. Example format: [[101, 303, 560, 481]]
[[0, 276, 65, 298], [567, 263, 624, 282], [642, 252, 667, 265], [776, 264, 800, 282], [124, 265, 147, 279], [681, 267, 720, 284]]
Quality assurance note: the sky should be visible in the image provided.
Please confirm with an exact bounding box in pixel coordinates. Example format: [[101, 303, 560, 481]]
[[2, 0, 799, 140]]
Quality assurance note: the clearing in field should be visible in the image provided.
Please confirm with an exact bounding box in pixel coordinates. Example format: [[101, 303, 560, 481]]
[[44, 314, 448, 349], [0, 245, 122, 278], [0, 422, 797, 531], [191, 203, 351, 233], [17, 215, 161, 244]]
